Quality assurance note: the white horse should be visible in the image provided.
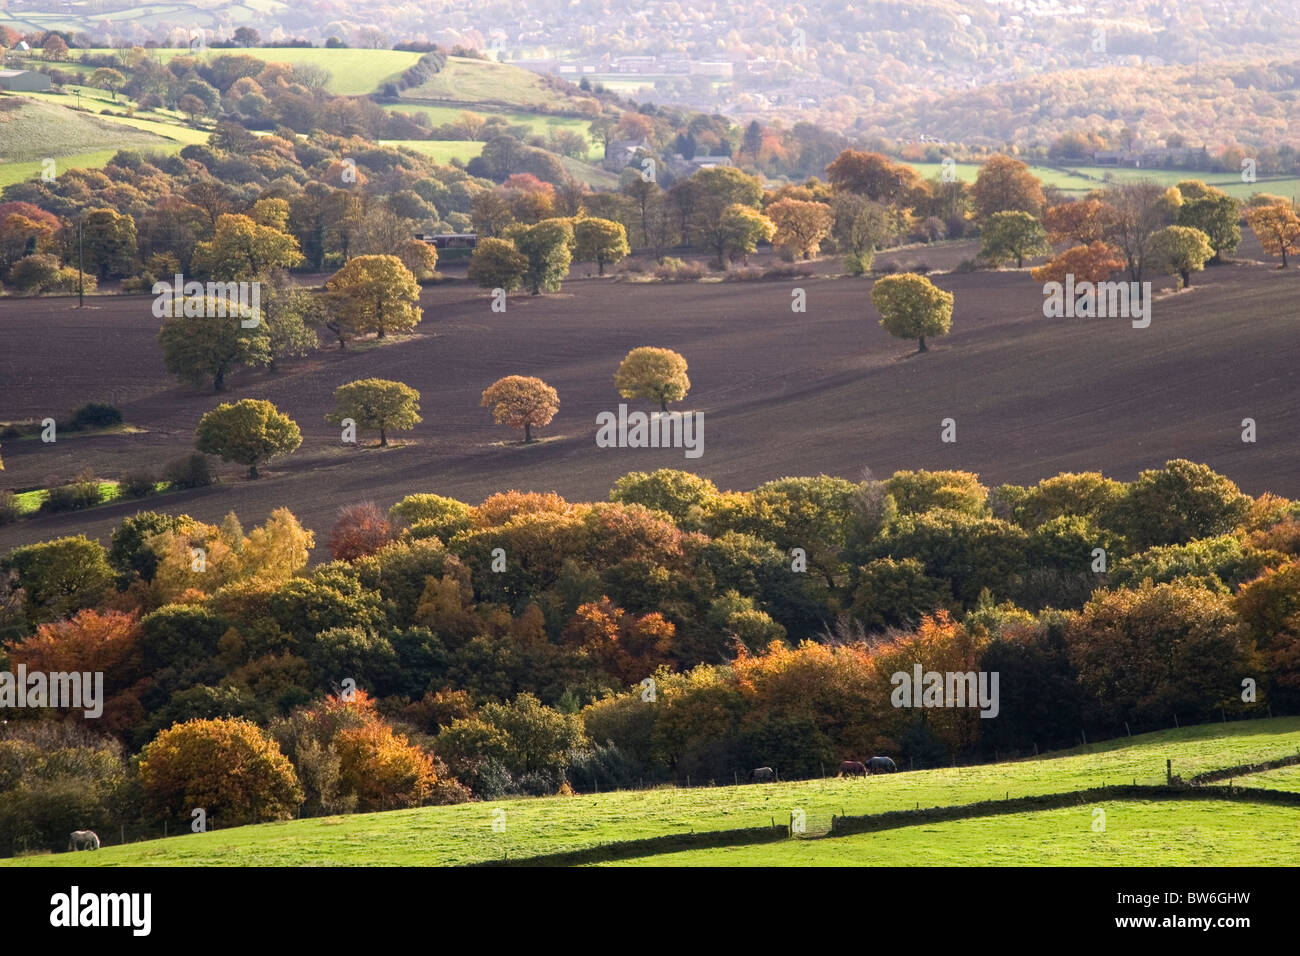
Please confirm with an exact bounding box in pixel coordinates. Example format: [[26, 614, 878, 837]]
[[69, 830, 100, 851]]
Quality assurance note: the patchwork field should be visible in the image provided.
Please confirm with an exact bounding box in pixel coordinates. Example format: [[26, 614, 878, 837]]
[[381, 139, 486, 165], [904, 161, 1300, 202], [396, 56, 577, 108], [0, 239, 1295, 558], [4, 718, 1296, 867], [0, 94, 178, 164]]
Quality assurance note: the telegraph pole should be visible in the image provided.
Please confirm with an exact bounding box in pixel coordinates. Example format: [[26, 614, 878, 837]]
[[77, 214, 84, 308]]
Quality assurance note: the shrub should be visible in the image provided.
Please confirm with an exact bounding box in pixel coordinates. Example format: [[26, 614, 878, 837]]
[[119, 469, 157, 499], [67, 402, 123, 431], [40, 471, 102, 513], [653, 257, 706, 280], [844, 250, 874, 275], [955, 257, 982, 273], [0, 490, 19, 525], [163, 453, 213, 489]]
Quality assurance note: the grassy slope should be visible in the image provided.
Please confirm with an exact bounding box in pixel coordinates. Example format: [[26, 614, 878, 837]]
[[74, 48, 423, 96], [7, 718, 1299, 867], [1209, 764, 1300, 791], [381, 103, 598, 158], [905, 160, 1300, 202], [0, 94, 175, 163], [397, 56, 573, 108], [381, 139, 486, 165], [599, 801, 1300, 866]]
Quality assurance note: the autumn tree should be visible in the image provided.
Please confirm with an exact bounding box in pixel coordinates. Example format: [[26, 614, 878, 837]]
[[325, 254, 422, 342], [720, 203, 775, 264], [767, 198, 834, 259], [572, 217, 630, 275], [192, 212, 304, 281], [614, 346, 690, 411], [870, 272, 954, 352], [1246, 202, 1300, 267], [2, 535, 114, 624], [466, 236, 528, 291], [479, 375, 560, 442], [825, 150, 924, 205], [1176, 189, 1241, 261], [970, 155, 1045, 221], [505, 218, 574, 294], [833, 194, 897, 274], [89, 67, 126, 100], [1065, 582, 1255, 728], [687, 166, 763, 263], [195, 399, 302, 478], [329, 502, 393, 561], [1044, 199, 1117, 246], [325, 378, 422, 446], [394, 237, 438, 280], [1101, 181, 1174, 281], [979, 210, 1050, 267], [1146, 225, 1214, 288], [158, 303, 271, 391], [1030, 241, 1126, 289], [138, 718, 303, 826], [81, 208, 138, 280]]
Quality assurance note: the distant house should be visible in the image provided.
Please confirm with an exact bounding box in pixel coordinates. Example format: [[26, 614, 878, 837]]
[[415, 232, 478, 259], [602, 139, 649, 172], [0, 69, 52, 92]]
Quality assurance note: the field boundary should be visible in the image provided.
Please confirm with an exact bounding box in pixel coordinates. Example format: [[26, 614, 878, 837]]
[[1188, 751, 1300, 786], [467, 823, 789, 867], [467, 784, 1300, 866]]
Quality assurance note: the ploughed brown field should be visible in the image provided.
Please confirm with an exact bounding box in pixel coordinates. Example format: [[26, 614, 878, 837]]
[[1, 239, 1297, 558]]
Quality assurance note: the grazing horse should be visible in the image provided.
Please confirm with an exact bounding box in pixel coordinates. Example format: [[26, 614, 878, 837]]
[[751, 766, 776, 783], [69, 830, 100, 851], [866, 756, 897, 774], [838, 760, 867, 777]]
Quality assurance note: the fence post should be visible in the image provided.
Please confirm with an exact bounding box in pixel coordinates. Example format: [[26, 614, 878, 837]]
[[1033, 742, 1039, 756], [120, 824, 125, 846], [1166, 759, 1172, 785], [1081, 728, 1087, 745], [1124, 721, 1131, 737], [1174, 713, 1179, 728]]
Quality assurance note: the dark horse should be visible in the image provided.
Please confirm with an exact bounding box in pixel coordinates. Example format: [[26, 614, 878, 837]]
[[751, 766, 776, 782], [838, 760, 867, 777], [866, 756, 897, 774]]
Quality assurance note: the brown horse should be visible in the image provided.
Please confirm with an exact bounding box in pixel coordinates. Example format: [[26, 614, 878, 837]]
[[838, 760, 867, 777]]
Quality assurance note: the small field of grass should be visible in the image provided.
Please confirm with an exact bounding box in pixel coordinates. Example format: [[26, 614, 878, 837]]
[[73, 47, 423, 96], [6, 717, 1297, 867], [0, 94, 176, 164], [903, 160, 1300, 202], [598, 800, 1300, 866], [383, 103, 598, 157], [1209, 764, 1300, 792], [382, 139, 485, 165], [10, 478, 170, 518], [396, 56, 575, 109]]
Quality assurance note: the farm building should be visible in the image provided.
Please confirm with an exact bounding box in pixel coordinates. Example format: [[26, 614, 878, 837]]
[[415, 232, 479, 259], [0, 69, 52, 92]]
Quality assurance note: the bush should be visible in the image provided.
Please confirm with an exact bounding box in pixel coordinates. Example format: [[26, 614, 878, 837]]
[[955, 258, 982, 273], [844, 251, 874, 275], [653, 257, 706, 280], [67, 402, 123, 431], [0, 490, 19, 525], [39, 472, 102, 513], [119, 469, 157, 499], [163, 453, 213, 489]]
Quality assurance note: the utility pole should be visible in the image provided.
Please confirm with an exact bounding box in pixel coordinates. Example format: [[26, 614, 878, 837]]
[[77, 214, 85, 308]]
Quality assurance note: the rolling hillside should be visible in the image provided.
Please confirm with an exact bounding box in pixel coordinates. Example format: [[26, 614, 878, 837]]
[[5, 718, 1298, 867]]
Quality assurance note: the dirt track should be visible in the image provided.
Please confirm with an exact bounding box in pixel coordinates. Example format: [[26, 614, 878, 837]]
[[2, 240, 1297, 557]]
